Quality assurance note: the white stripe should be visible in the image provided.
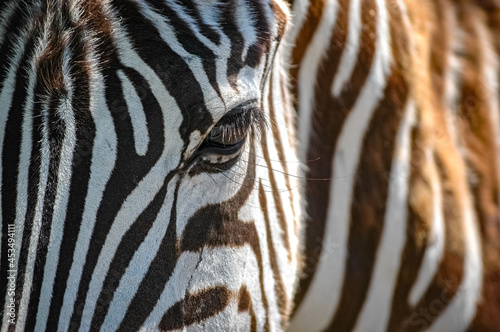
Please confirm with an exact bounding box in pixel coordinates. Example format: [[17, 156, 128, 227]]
[[443, 8, 462, 145], [250, 163, 281, 332], [428, 187, 482, 331], [98, 178, 179, 332], [289, 0, 392, 328], [164, 0, 220, 52], [78, 38, 184, 332], [408, 149, 445, 306], [12, 43, 36, 278], [35, 46, 77, 331], [295, 0, 339, 162], [134, 1, 226, 118], [259, 71, 300, 299], [286, 0, 309, 48], [142, 246, 265, 331], [57, 46, 117, 332], [274, 0, 291, 18], [234, 0, 258, 61], [117, 70, 150, 156], [15, 103, 51, 332], [12, 17, 51, 331], [0, 24, 34, 332], [429, 17, 487, 332], [331, 0, 362, 97], [268, 56, 301, 296], [354, 101, 415, 332]]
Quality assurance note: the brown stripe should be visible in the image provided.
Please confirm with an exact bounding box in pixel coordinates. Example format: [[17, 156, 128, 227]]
[[326, 4, 412, 329], [387, 1, 437, 329], [387, 126, 432, 331], [271, 0, 289, 39], [259, 180, 290, 328], [267, 69, 298, 231], [292, 0, 377, 314], [428, 0, 450, 100], [260, 104, 293, 262], [180, 136, 270, 330], [159, 286, 231, 330], [238, 285, 258, 332], [289, 0, 326, 110], [326, 60, 409, 332]]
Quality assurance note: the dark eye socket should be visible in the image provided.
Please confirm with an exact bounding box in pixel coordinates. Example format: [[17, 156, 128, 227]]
[[198, 100, 263, 156]]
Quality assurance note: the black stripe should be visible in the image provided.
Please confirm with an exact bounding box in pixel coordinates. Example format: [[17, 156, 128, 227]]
[[68, 65, 166, 329], [0, 29, 37, 327], [177, 0, 221, 45], [219, 1, 245, 89], [116, 178, 179, 331], [45, 14, 95, 330], [144, 0, 223, 102], [244, 0, 271, 68], [24, 91, 66, 332], [112, 0, 214, 140], [159, 286, 231, 330], [88, 69, 172, 330]]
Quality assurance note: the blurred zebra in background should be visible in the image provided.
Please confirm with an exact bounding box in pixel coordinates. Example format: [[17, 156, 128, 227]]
[[287, 0, 500, 331]]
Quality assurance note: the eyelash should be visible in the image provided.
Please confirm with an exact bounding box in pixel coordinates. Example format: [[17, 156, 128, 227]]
[[205, 107, 264, 147], [186, 104, 265, 164]]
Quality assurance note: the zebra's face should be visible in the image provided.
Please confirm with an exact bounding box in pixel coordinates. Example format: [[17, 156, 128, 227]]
[[0, 0, 299, 331], [91, 2, 300, 330]]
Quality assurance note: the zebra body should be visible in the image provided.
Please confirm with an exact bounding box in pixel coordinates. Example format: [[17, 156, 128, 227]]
[[1, 0, 500, 331]]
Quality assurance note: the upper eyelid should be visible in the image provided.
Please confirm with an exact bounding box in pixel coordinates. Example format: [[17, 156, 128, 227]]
[[210, 99, 263, 130], [214, 106, 265, 133], [224, 99, 259, 116]]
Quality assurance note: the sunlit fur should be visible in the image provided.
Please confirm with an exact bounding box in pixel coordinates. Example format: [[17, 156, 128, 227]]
[[287, 0, 500, 331]]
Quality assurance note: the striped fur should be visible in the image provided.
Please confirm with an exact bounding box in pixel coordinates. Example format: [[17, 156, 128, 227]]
[[0, 0, 301, 331], [1, 0, 500, 331], [287, 0, 500, 331]]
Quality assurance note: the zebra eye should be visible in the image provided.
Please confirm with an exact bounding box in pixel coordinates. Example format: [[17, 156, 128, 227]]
[[207, 109, 252, 146], [199, 101, 263, 156]]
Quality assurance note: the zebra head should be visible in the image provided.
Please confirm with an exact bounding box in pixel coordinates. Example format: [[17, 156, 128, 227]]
[[0, 0, 301, 331]]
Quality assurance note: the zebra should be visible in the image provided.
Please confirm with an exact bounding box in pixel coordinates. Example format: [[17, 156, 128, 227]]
[[286, 0, 500, 331], [0, 0, 301, 331], [1, 0, 500, 332]]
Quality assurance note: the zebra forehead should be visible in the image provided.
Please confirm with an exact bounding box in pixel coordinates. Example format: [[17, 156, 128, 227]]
[[31, 0, 285, 101], [22, 0, 286, 146]]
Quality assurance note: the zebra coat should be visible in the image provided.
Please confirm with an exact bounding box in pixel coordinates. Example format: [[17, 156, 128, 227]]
[[1, 0, 500, 331]]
